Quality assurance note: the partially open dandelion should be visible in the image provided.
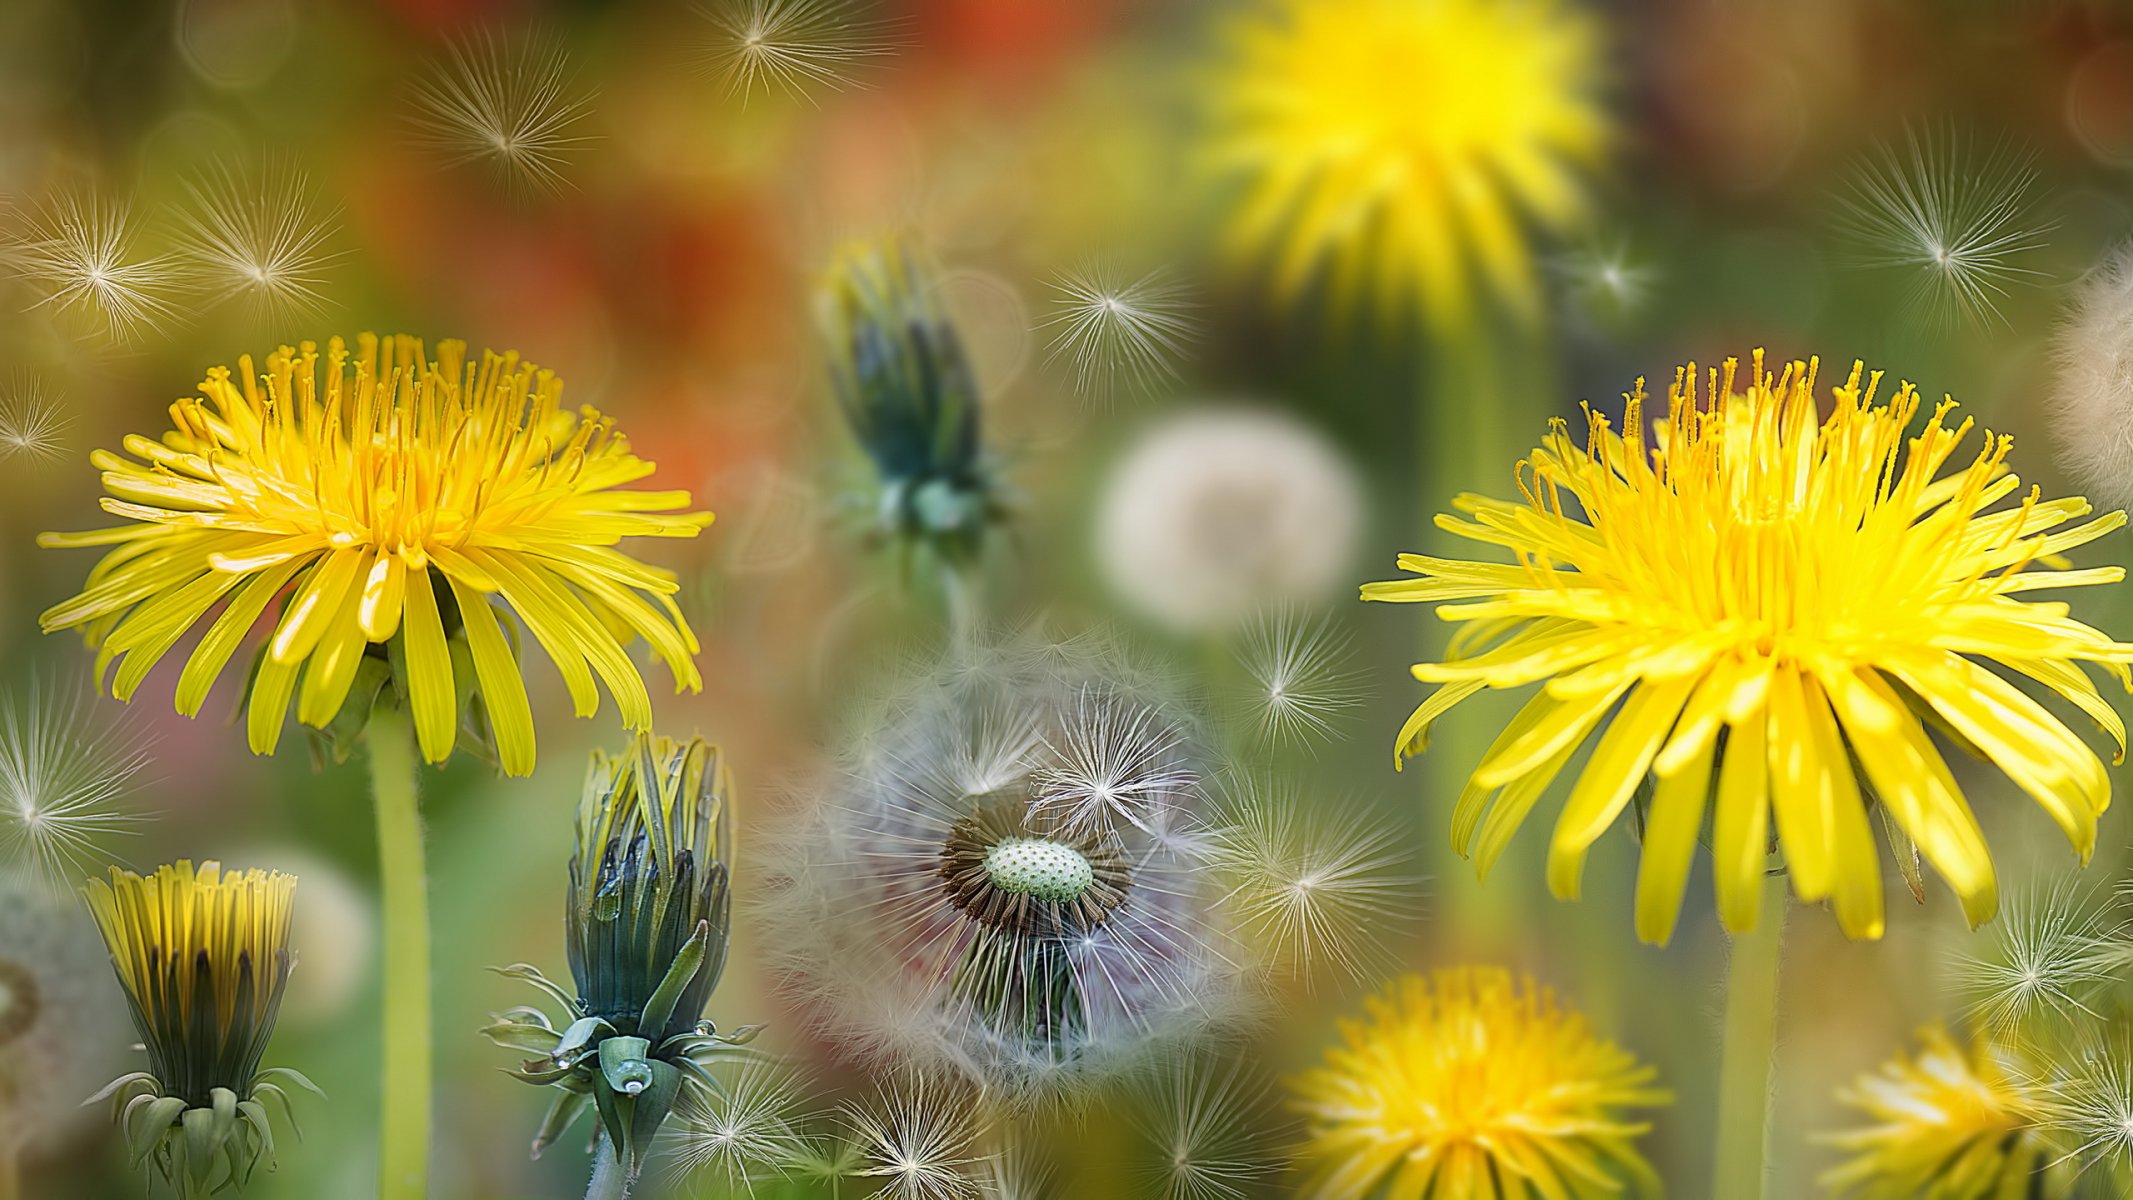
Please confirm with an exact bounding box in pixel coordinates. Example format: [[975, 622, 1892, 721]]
[[697, 0, 900, 103], [667, 1057, 809, 1191], [410, 33, 594, 194], [174, 163, 341, 320], [0, 875, 129, 1193], [1130, 1053, 1278, 1200], [485, 734, 757, 1191], [36, 332, 711, 775], [0, 377, 68, 464], [1366, 350, 2133, 945], [2051, 241, 2133, 514], [1209, 781, 1413, 985], [1040, 264, 1196, 406], [1823, 1026, 2074, 1200], [1205, 0, 1609, 325], [1950, 883, 2121, 1038], [841, 1076, 987, 1200], [10, 192, 177, 341], [82, 861, 319, 1198], [0, 680, 151, 891], [760, 638, 1243, 1096], [1096, 408, 1363, 635], [1291, 966, 1667, 1200], [1837, 126, 2051, 327], [1232, 609, 1362, 749]]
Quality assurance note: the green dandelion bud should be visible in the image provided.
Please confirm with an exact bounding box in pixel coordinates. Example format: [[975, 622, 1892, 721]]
[[484, 733, 758, 1193], [81, 862, 320, 1199]]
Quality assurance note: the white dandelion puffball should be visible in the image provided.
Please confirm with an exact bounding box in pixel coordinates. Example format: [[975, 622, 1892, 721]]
[[2053, 242, 2133, 512], [1095, 407, 1364, 634], [0, 873, 129, 1160], [758, 636, 1248, 1097]]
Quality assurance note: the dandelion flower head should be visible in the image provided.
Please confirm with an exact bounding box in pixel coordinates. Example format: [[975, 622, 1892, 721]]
[[38, 334, 711, 777], [1366, 352, 2133, 944]]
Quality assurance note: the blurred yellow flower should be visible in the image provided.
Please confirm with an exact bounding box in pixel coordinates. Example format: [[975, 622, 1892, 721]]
[[1366, 352, 2133, 944], [1290, 966, 1666, 1200], [1206, 0, 1609, 325], [38, 334, 711, 777], [1823, 1026, 2073, 1200]]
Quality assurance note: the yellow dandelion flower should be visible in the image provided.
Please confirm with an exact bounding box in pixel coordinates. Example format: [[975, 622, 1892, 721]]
[[83, 861, 318, 1195], [1822, 1027, 2074, 1200], [1206, 0, 1609, 325], [1365, 352, 2133, 944], [1291, 966, 1667, 1200], [37, 333, 711, 777]]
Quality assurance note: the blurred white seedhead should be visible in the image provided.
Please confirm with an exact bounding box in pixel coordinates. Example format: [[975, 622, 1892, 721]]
[[1232, 608, 1361, 750], [0, 376, 68, 465], [1041, 264, 1197, 406], [1836, 125, 2050, 327], [0, 680, 152, 892], [2051, 242, 2133, 513], [10, 192, 178, 342], [759, 636, 1248, 1098], [1095, 407, 1364, 635], [841, 1074, 988, 1200], [697, 0, 902, 103], [0, 874, 130, 1162], [174, 162, 341, 319], [1554, 237, 1657, 323], [1948, 882, 2122, 1038], [2043, 1035, 2133, 1178], [668, 1056, 812, 1191], [1130, 1053, 1277, 1200], [1209, 780, 1414, 985], [410, 32, 593, 194]]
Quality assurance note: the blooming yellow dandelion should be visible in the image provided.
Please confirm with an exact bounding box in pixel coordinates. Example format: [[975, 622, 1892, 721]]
[[1822, 1026, 2074, 1199], [1291, 966, 1666, 1200], [1365, 352, 2133, 945], [1206, 0, 1609, 325], [37, 333, 711, 778]]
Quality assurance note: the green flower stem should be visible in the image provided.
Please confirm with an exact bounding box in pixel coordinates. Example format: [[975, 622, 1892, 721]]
[[369, 705, 431, 1200], [0, 1135, 19, 1200], [1713, 873, 1787, 1200], [585, 1135, 631, 1200]]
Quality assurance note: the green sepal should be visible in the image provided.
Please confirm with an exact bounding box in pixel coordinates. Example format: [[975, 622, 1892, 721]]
[[86, 1071, 161, 1109], [529, 1089, 591, 1160], [483, 1018, 564, 1056], [238, 1099, 276, 1173], [250, 1083, 303, 1142], [491, 964, 579, 1012], [181, 1106, 222, 1188], [507, 1060, 584, 1087], [638, 923, 709, 1039], [624, 1059, 682, 1173], [128, 1095, 188, 1167], [554, 1015, 617, 1061], [597, 1036, 654, 1096], [252, 1067, 326, 1100]]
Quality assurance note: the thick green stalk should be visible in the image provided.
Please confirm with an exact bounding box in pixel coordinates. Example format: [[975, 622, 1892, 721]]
[[1713, 873, 1787, 1200], [369, 706, 431, 1200], [585, 1136, 631, 1200]]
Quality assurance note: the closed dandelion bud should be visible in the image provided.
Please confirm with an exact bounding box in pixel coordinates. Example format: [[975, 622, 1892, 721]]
[[818, 239, 1010, 566], [81, 861, 318, 1198], [486, 733, 755, 1183]]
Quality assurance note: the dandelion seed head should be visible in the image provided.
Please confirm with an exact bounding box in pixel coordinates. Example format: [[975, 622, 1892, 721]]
[[0, 377, 69, 464], [1040, 264, 1196, 405], [0, 875, 130, 1159], [1096, 408, 1364, 635], [2045, 1037, 2133, 1174], [11, 192, 178, 341], [2049, 241, 2133, 514], [1233, 609, 1361, 748], [0, 681, 152, 893], [1949, 882, 2121, 1036], [1130, 1053, 1276, 1200], [698, 0, 900, 102], [410, 33, 593, 193], [1837, 126, 2051, 327], [175, 162, 341, 319], [1211, 781, 1414, 984]]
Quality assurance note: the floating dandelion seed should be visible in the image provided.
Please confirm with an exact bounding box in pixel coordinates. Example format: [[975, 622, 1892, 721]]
[[1234, 609, 1361, 748], [669, 1057, 811, 1191], [1132, 1054, 1276, 1200], [175, 163, 341, 319], [842, 1076, 987, 1200], [0, 377, 68, 464], [1212, 782, 1413, 984], [1950, 883, 2122, 1036], [2046, 1036, 2133, 1176], [698, 0, 900, 102], [1041, 265, 1196, 405], [410, 33, 594, 193], [0, 681, 152, 891], [11, 192, 177, 340], [1556, 238, 1658, 321], [1837, 126, 2052, 327]]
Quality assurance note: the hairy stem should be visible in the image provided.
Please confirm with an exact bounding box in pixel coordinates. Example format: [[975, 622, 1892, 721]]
[[370, 706, 431, 1200], [585, 1135, 632, 1200], [1713, 873, 1787, 1200]]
